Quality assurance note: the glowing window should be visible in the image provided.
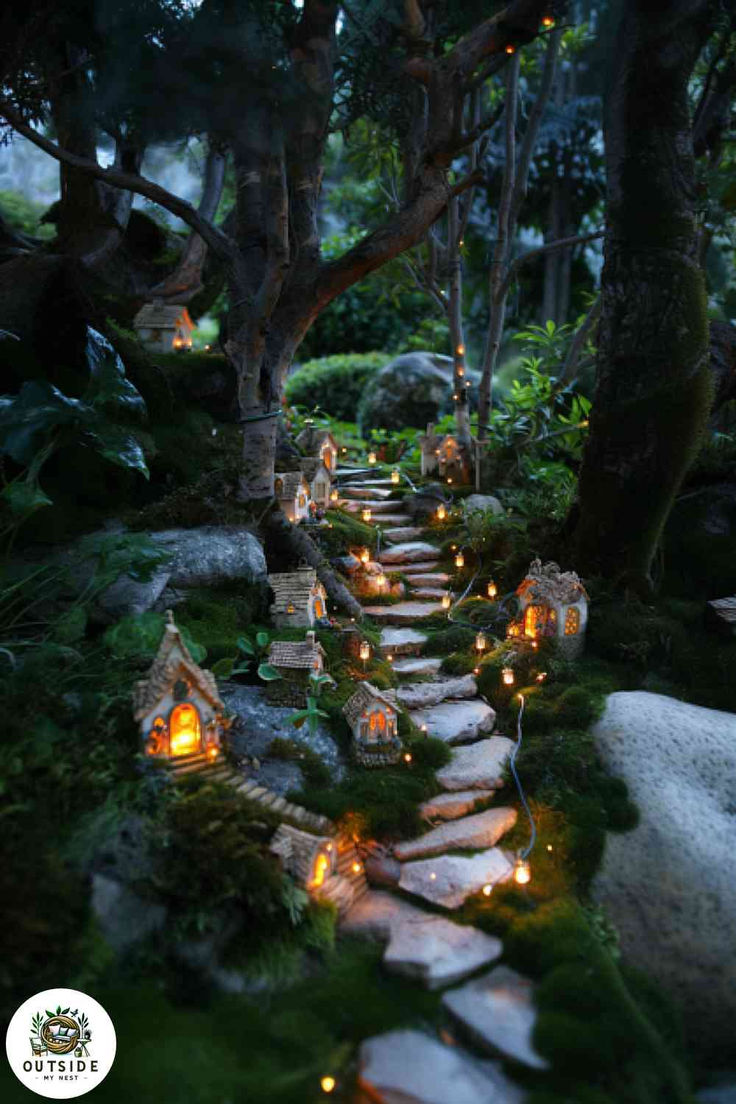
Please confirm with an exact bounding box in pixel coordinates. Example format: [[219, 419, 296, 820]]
[[322, 447, 332, 470], [524, 604, 546, 638], [298, 494, 306, 508], [565, 607, 580, 635], [275, 479, 283, 495], [314, 598, 324, 618], [169, 703, 201, 756], [311, 851, 331, 888]]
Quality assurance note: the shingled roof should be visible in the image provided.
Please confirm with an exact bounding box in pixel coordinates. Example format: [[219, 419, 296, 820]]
[[518, 559, 588, 606], [268, 566, 324, 613], [133, 302, 194, 330], [342, 681, 397, 728], [132, 610, 223, 720], [299, 457, 331, 482], [268, 632, 327, 670], [275, 471, 310, 500], [295, 427, 337, 454]]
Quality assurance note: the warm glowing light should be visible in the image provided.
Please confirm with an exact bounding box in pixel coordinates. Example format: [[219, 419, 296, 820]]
[[429, 872, 437, 881], [447, 478, 453, 484], [362, 508, 372, 522], [326, 843, 333, 852], [352, 861, 362, 874], [452, 392, 459, 400], [321, 1076, 336, 1094], [377, 572, 387, 588], [514, 857, 531, 885], [360, 640, 371, 662], [169, 704, 201, 756], [455, 552, 465, 568], [391, 468, 400, 484], [536, 672, 548, 682], [368, 451, 377, 465], [542, 15, 555, 27], [442, 593, 452, 610], [330, 489, 339, 503], [437, 504, 447, 521], [474, 666, 480, 675], [482, 883, 493, 897], [459, 238, 465, 248], [475, 632, 486, 652], [404, 752, 413, 763], [312, 852, 330, 889], [547, 844, 553, 852], [360, 548, 370, 564], [420, 724, 428, 734], [487, 581, 498, 599], [206, 743, 219, 761], [456, 344, 465, 357], [457, 366, 465, 377], [505, 43, 516, 54], [502, 667, 515, 686], [531, 640, 538, 650]]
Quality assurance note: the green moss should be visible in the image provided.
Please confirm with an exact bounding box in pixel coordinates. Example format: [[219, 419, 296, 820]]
[[268, 738, 332, 787], [176, 588, 266, 664], [423, 624, 477, 655]]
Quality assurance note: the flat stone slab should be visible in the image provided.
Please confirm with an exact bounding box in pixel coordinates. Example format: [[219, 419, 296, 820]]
[[437, 736, 515, 790], [399, 849, 512, 909], [442, 965, 550, 1070], [379, 627, 428, 656], [401, 560, 441, 574], [392, 656, 443, 678], [340, 485, 394, 499], [385, 913, 503, 990], [410, 587, 447, 600], [359, 1029, 524, 1104], [344, 498, 405, 514], [395, 807, 517, 862], [380, 541, 441, 565], [341, 889, 422, 938], [398, 674, 478, 710], [364, 601, 443, 624], [384, 526, 425, 543], [409, 700, 496, 744], [420, 790, 494, 821], [406, 572, 451, 587]]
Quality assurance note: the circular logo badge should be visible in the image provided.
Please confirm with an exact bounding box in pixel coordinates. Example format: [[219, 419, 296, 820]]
[[5, 989, 116, 1098]]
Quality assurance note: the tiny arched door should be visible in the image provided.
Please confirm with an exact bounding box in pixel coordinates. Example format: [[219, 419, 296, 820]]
[[168, 703, 202, 756]]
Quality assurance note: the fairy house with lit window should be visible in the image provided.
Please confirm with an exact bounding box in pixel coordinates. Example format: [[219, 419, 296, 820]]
[[275, 471, 312, 523], [266, 631, 328, 706], [299, 457, 332, 511], [295, 426, 338, 474], [269, 824, 364, 915], [268, 565, 328, 628], [342, 682, 402, 767], [133, 300, 195, 352], [511, 559, 589, 659], [418, 424, 474, 484], [133, 611, 227, 761]]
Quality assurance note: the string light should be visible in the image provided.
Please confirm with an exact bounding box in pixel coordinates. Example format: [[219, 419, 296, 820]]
[[437, 504, 447, 521], [509, 693, 536, 887], [487, 581, 498, 599], [505, 43, 516, 54], [456, 344, 465, 356], [360, 640, 371, 662], [542, 15, 555, 27], [475, 631, 486, 652], [502, 667, 515, 686], [513, 857, 532, 885], [330, 489, 339, 503], [362, 508, 372, 523], [442, 593, 452, 611], [321, 1076, 336, 1094], [359, 548, 370, 564], [482, 883, 493, 897], [455, 551, 465, 568], [368, 451, 377, 465], [536, 671, 547, 682], [403, 752, 413, 763]]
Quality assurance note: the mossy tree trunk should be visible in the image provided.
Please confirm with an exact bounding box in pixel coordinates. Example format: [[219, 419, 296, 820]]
[[572, 0, 716, 591]]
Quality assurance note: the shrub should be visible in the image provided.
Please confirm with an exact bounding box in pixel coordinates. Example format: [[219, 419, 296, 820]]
[[285, 353, 389, 421]]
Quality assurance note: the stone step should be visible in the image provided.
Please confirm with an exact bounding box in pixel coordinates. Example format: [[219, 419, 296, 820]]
[[384, 526, 425, 543], [419, 790, 495, 822], [338, 484, 395, 500], [344, 499, 406, 515], [342, 890, 503, 991], [359, 1029, 524, 1104], [379, 541, 441, 565], [379, 627, 428, 657], [400, 560, 441, 575], [394, 807, 517, 862], [391, 656, 443, 678], [370, 514, 415, 526], [363, 600, 444, 624], [398, 847, 513, 909], [405, 571, 450, 587], [409, 700, 496, 745], [398, 674, 478, 710], [442, 966, 550, 1071], [409, 586, 447, 600], [436, 736, 515, 791]]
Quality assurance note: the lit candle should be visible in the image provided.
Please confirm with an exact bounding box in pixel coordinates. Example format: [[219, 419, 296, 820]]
[[391, 468, 400, 484], [455, 551, 465, 569], [441, 593, 452, 611], [437, 504, 446, 521], [362, 508, 372, 523], [513, 857, 531, 885], [502, 667, 514, 686], [368, 451, 377, 465], [487, 581, 498, 599], [475, 631, 486, 652]]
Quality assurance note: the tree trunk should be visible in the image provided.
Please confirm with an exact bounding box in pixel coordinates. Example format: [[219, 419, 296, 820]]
[[571, 0, 715, 590]]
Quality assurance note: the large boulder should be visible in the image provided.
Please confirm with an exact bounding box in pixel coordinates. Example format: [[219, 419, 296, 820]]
[[592, 691, 736, 1060], [358, 352, 478, 435]]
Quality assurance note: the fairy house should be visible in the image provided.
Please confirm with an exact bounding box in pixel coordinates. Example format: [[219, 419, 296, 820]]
[[418, 423, 474, 484], [299, 457, 332, 510], [268, 565, 328, 628], [512, 559, 589, 659], [266, 631, 328, 706], [269, 824, 359, 915], [342, 682, 402, 767], [133, 301, 195, 352], [295, 426, 338, 473], [274, 471, 312, 523], [132, 611, 227, 760]]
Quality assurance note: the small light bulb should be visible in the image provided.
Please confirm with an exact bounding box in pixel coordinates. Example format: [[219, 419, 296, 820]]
[[360, 548, 370, 564], [475, 631, 486, 652], [352, 861, 362, 874], [536, 672, 547, 683], [330, 489, 339, 503], [473, 666, 480, 675], [386, 654, 394, 662], [437, 504, 447, 521], [368, 451, 377, 465], [487, 581, 497, 599], [456, 344, 465, 356], [321, 1076, 336, 1094], [420, 724, 427, 734], [455, 552, 465, 568], [457, 366, 465, 377], [403, 752, 412, 763], [362, 508, 372, 523], [442, 593, 452, 610], [542, 15, 555, 27], [502, 667, 515, 686], [505, 43, 516, 54], [391, 468, 400, 484], [377, 572, 387, 588], [547, 844, 553, 852], [430, 872, 437, 881], [482, 883, 493, 897], [513, 858, 531, 885], [447, 477, 453, 484]]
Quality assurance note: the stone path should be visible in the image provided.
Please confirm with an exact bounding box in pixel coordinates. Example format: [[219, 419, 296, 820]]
[[335, 478, 544, 1095]]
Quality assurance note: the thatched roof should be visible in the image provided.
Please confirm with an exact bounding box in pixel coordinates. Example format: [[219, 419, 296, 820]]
[[268, 566, 325, 613], [518, 559, 588, 606], [132, 610, 223, 720], [342, 681, 397, 727], [275, 471, 310, 500], [268, 632, 326, 670]]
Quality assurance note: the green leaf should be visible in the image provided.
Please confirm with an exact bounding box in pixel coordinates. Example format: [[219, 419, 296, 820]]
[[85, 422, 149, 478], [211, 657, 235, 678], [52, 606, 87, 645], [236, 635, 255, 656], [287, 709, 310, 728], [257, 662, 282, 681], [0, 381, 87, 465], [255, 630, 270, 648], [1, 479, 53, 517], [84, 328, 146, 419]]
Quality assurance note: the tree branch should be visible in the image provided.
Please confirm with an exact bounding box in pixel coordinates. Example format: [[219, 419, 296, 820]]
[[0, 101, 235, 263], [501, 230, 604, 297]]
